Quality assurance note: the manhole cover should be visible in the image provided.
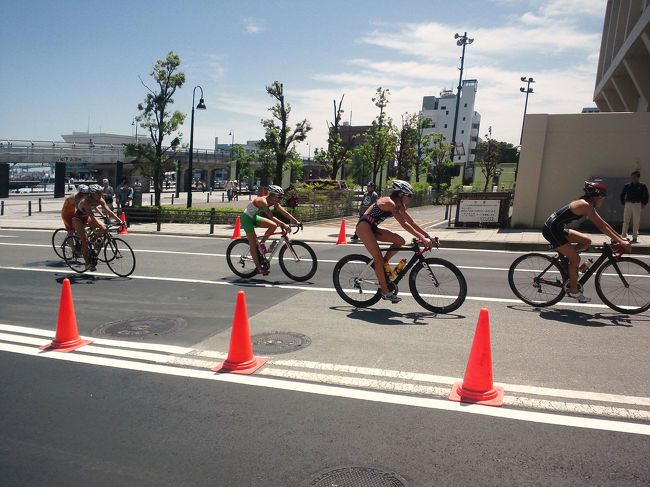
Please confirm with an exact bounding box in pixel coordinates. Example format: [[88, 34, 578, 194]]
[[305, 465, 408, 486], [93, 316, 187, 338], [251, 331, 311, 355]]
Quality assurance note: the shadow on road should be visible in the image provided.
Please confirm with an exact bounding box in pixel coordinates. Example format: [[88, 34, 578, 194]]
[[23, 259, 67, 268], [507, 304, 645, 327], [329, 305, 464, 326], [55, 274, 123, 285]]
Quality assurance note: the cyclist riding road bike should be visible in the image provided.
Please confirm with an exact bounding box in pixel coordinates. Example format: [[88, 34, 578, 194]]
[[355, 179, 436, 304], [61, 183, 122, 271], [542, 181, 631, 303], [240, 185, 302, 276]]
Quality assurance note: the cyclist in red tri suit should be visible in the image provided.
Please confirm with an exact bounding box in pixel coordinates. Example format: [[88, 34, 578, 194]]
[[542, 181, 631, 302], [355, 180, 436, 304]]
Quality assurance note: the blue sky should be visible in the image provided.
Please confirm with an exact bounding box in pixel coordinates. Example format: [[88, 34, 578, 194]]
[[0, 0, 607, 155]]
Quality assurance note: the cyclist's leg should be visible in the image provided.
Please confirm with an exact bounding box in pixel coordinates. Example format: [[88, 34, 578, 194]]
[[71, 217, 89, 264], [257, 216, 277, 244], [357, 221, 390, 294], [374, 227, 405, 263], [241, 213, 266, 274], [559, 230, 591, 293]]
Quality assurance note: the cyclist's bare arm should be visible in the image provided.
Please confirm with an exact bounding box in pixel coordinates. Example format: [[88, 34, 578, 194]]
[[273, 203, 301, 226], [98, 198, 121, 222], [586, 207, 631, 249], [394, 209, 434, 248]]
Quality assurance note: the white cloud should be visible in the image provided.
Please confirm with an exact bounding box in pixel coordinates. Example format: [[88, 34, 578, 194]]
[[243, 17, 264, 34]]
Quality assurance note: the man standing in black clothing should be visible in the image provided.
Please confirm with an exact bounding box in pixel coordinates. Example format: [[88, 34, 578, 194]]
[[620, 170, 649, 243], [350, 181, 378, 242]]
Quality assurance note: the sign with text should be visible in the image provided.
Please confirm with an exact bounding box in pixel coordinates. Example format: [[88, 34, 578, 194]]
[[458, 199, 501, 223]]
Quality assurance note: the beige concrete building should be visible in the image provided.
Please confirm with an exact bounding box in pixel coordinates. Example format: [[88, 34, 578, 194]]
[[594, 0, 650, 112], [512, 1, 650, 229]]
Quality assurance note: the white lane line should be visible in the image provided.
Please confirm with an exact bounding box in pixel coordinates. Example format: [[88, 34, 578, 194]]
[[0, 265, 613, 308], [3, 324, 648, 408], [1, 342, 648, 436]]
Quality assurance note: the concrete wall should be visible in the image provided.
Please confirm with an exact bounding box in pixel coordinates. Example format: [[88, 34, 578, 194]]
[[512, 112, 650, 228]]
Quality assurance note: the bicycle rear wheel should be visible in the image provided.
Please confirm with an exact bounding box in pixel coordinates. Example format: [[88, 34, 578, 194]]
[[595, 257, 650, 314], [226, 238, 258, 278], [105, 237, 136, 277], [52, 228, 69, 259], [278, 240, 317, 281], [332, 254, 381, 307], [62, 235, 87, 273], [409, 257, 467, 313], [508, 253, 567, 307]]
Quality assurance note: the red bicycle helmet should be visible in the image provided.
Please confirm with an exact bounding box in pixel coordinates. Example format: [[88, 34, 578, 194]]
[[584, 181, 607, 197]]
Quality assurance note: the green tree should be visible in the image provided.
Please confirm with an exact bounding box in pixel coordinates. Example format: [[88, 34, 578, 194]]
[[256, 147, 275, 186], [125, 51, 186, 207], [259, 81, 311, 184], [359, 87, 397, 191], [349, 143, 374, 183], [414, 115, 433, 183], [395, 113, 417, 180], [231, 144, 256, 191], [428, 133, 454, 198], [285, 148, 304, 181], [474, 126, 503, 192], [314, 95, 351, 179]]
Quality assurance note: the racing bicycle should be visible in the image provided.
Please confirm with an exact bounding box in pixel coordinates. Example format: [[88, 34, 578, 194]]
[[226, 223, 317, 281], [332, 238, 467, 313], [508, 242, 650, 314], [61, 222, 136, 277]]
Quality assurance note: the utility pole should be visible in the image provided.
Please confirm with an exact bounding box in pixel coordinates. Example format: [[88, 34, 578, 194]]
[[451, 32, 474, 184], [516, 76, 535, 181]]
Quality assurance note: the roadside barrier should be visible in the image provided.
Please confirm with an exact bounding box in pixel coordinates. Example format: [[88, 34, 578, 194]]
[[336, 219, 347, 245], [448, 307, 504, 407], [40, 278, 93, 352], [211, 290, 267, 374]]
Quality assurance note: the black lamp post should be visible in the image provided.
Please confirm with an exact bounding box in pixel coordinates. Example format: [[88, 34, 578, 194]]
[[451, 31, 474, 182], [230, 130, 238, 192], [516, 76, 534, 181], [187, 86, 206, 208]]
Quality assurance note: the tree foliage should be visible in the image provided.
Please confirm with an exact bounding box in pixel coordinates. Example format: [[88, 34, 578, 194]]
[[395, 113, 417, 180], [314, 95, 351, 180], [428, 133, 454, 196], [259, 81, 311, 184], [474, 128, 516, 192], [231, 144, 256, 189], [125, 51, 186, 207]]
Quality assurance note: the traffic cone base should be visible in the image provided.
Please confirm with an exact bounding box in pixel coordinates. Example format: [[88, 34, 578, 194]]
[[448, 381, 504, 407], [335, 219, 347, 245], [212, 290, 266, 375], [231, 216, 241, 239], [448, 307, 504, 407], [41, 278, 93, 352]]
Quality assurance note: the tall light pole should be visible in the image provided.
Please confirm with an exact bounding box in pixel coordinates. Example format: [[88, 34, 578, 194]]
[[516, 76, 534, 181], [131, 118, 138, 144], [187, 85, 206, 208], [229, 130, 238, 192], [451, 31, 474, 183]]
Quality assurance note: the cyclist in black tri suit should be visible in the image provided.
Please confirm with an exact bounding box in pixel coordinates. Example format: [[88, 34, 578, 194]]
[[543, 181, 631, 303], [356, 180, 436, 304]]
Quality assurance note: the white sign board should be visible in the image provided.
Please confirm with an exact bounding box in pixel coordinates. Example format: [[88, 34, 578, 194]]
[[458, 199, 500, 223]]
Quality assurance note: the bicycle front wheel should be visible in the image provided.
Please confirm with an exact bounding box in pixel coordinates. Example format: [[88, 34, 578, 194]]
[[332, 254, 381, 307], [595, 257, 650, 314], [226, 238, 258, 278], [52, 228, 69, 259], [62, 235, 87, 273], [409, 257, 467, 313], [278, 240, 317, 281], [105, 237, 136, 277], [508, 253, 567, 307]]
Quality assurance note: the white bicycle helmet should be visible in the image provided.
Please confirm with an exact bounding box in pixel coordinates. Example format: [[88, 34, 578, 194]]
[[267, 185, 285, 196], [89, 184, 103, 193], [391, 179, 414, 196], [77, 184, 91, 194]]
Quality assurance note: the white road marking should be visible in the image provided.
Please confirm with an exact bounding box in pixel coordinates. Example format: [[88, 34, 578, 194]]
[[1, 341, 648, 435], [0, 265, 614, 308]]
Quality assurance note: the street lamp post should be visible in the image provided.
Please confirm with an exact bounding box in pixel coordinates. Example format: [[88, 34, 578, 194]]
[[187, 86, 206, 208], [451, 31, 474, 183], [230, 130, 238, 193], [516, 76, 535, 181], [131, 118, 138, 144]]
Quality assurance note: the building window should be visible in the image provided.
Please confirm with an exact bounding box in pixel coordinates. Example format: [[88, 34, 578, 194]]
[[444, 124, 447, 128], [441, 106, 446, 110], [472, 123, 479, 129], [446, 110, 449, 115], [461, 130, 464, 134], [464, 103, 467, 107], [432, 124, 436, 128], [462, 117, 466, 121]]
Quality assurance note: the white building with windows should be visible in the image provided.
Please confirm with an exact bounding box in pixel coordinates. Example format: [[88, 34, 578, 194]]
[[420, 79, 481, 170]]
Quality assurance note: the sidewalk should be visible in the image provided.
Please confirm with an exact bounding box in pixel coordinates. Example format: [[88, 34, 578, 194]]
[[3, 196, 649, 254]]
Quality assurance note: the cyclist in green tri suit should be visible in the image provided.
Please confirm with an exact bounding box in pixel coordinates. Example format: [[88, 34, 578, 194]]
[[240, 185, 301, 275]]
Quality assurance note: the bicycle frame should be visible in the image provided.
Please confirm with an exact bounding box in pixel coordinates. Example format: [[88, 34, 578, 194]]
[[355, 241, 432, 286], [256, 225, 302, 264]]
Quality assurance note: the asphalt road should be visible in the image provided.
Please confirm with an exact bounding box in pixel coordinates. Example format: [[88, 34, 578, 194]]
[[1, 229, 649, 485]]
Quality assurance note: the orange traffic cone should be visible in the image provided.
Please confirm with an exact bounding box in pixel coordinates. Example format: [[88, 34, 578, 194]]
[[231, 216, 241, 239], [40, 278, 93, 352], [118, 211, 128, 235], [449, 307, 504, 407], [335, 219, 347, 245], [212, 291, 267, 374]]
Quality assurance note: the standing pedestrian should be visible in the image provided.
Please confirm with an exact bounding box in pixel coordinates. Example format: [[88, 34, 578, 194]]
[[620, 170, 648, 243], [350, 181, 378, 242], [102, 178, 114, 210], [225, 179, 234, 201], [116, 178, 133, 210]]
